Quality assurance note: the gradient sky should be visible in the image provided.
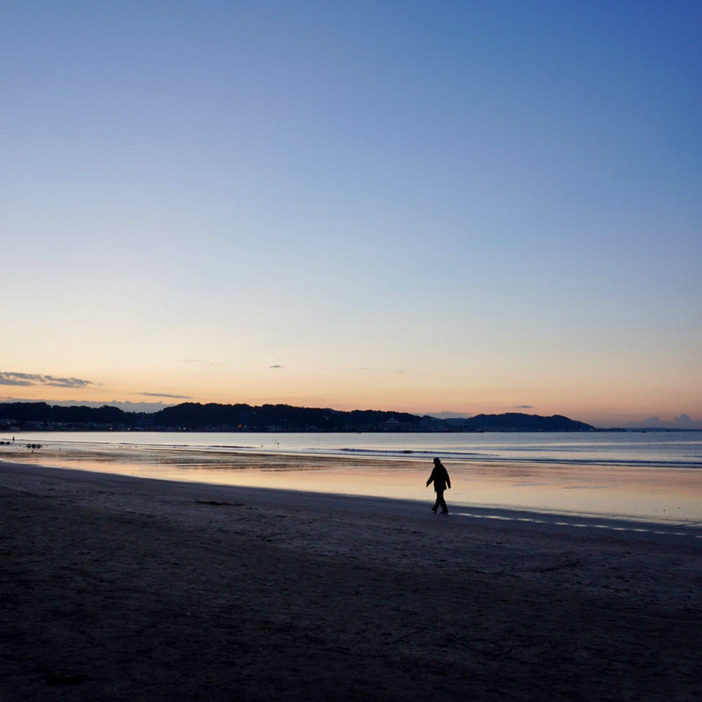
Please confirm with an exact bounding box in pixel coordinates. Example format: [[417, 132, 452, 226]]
[[1, 1, 700, 427]]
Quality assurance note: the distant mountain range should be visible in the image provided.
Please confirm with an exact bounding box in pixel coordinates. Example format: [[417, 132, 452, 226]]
[[0, 401, 596, 432]]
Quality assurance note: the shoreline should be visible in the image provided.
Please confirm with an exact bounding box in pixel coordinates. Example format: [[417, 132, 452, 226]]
[[3, 459, 701, 541], [3, 438, 702, 526], [1, 460, 701, 700]]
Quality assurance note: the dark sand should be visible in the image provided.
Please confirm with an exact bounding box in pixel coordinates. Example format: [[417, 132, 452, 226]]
[[0, 460, 700, 701]]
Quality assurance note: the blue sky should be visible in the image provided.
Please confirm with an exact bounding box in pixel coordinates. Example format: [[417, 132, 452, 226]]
[[1, 1, 700, 426]]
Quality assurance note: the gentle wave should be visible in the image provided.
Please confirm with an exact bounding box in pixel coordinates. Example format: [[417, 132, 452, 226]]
[[7, 430, 702, 469], [333, 446, 702, 468]]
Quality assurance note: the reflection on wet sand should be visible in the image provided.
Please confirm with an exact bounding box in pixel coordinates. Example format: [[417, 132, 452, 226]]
[[3, 442, 702, 525]]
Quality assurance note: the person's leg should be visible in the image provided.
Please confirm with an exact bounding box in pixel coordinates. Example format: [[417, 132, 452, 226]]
[[438, 489, 448, 513]]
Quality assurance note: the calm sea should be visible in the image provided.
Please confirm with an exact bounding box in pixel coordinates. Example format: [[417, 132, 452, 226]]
[[9, 430, 702, 467]]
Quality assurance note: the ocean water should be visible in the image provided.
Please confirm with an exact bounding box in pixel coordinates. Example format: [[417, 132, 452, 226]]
[[4, 431, 702, 526], [7, 430, 702, 466]]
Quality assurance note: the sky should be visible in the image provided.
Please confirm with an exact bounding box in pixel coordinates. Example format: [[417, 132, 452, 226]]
[[1, 1, 700, 428]]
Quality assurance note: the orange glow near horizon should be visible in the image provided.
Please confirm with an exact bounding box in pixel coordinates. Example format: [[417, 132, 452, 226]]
[[3, 375, 700, 428]]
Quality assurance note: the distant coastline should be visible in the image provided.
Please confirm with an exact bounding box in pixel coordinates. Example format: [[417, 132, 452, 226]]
[[0, 401, 598, 433]]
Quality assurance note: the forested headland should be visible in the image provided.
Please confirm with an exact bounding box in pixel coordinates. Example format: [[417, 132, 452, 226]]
[[0, 402, 595, 433]]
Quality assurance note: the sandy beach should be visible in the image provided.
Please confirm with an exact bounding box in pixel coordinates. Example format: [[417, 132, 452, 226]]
[[1, 459, 701, 701]]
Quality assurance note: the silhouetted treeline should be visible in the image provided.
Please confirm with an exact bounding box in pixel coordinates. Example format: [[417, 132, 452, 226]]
[[0, 402, 132, 426], [0, 402, 425, 432], [154, 402, 425, 431], [0, 402, 595, 432]]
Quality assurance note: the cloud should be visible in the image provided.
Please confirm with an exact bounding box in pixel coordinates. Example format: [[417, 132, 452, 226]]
[[269, 365, 283, 369], [637, 415, 702, 429], [183, 359, 221, 367], [345, 367, 407, 374], [0, 371, 94, 389], [674, 414, 702, 429], [513, 405, 534, 409], [141, 392, 192, 399], [427, 412, 471, 420]]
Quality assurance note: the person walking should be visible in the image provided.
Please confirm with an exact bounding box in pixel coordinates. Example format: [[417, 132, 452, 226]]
[[426, 457, 451, 514]]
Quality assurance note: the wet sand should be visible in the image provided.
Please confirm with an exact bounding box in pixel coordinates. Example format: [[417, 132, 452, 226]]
[[6, 440, 702, 524], [1, 460, 701, 701]]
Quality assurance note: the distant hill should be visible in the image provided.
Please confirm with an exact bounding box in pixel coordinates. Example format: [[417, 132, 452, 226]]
[[443, 413, 594, 432], [150, 402, 424, 432], [0, 402, 595, 433]]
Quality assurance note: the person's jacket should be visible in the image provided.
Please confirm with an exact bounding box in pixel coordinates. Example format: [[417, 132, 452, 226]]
[[427, 464, 451, 491]]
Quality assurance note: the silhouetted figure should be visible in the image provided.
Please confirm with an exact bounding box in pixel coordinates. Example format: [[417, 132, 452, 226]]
[[426, 457, 451, 514]]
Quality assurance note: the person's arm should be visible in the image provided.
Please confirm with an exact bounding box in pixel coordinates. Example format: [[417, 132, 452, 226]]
[[446, 472, 451, 489]]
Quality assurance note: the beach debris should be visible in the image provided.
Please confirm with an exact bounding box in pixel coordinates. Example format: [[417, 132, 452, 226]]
[[193, 499, 244, 507]]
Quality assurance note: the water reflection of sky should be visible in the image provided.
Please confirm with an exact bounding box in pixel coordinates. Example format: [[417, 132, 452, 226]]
[[10, 445, 702, 526], [11, 431, 702, 467]]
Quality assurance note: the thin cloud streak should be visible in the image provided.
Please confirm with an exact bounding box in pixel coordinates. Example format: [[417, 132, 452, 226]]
[[0, 371, 94, 389], [183, 360, 223, 368]]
